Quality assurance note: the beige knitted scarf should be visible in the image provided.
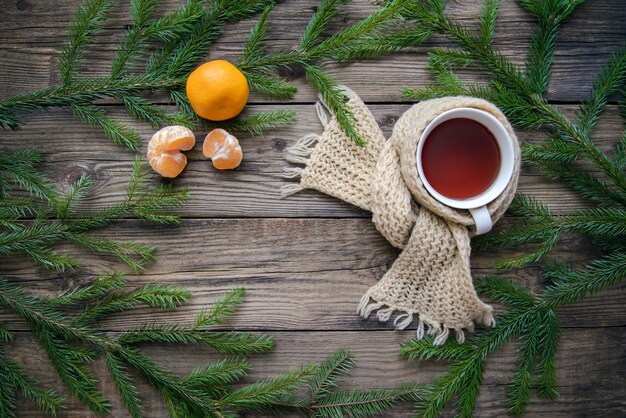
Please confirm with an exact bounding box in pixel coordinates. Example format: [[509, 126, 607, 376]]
[[281, 88, 521, 344]]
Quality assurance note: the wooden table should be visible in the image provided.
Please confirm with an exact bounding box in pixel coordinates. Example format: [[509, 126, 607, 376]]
[[1, 0, 625, 416]]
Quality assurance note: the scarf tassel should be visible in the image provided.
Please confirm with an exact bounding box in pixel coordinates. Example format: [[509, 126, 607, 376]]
[[356, 294, 488, 345]]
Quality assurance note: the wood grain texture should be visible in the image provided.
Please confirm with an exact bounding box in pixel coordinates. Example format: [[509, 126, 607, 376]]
[[0, 104, 621, 217], [1, 0, 625, 416], [8, 327, 626, 417], [2, 218, 623, 331], [0, 0, 625, 102]]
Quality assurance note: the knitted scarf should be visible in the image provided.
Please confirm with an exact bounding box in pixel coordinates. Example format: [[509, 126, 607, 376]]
[[281, 88, 521, 344]]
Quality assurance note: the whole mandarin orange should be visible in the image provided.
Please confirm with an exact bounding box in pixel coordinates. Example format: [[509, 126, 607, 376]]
[[185, 60, 249, 121]]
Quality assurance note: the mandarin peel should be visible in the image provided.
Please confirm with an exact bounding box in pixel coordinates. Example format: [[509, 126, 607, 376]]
[[203, 129, 243, 170], [147, 126, 196, 178]]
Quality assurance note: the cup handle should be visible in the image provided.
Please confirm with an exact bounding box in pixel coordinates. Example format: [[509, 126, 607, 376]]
[[469, 205, 493, 235]]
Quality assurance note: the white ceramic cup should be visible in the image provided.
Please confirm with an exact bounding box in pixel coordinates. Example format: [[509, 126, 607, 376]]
[[416, 108, 515, 235]]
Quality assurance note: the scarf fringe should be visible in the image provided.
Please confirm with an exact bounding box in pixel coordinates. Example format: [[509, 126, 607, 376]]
[[357, 293, 492, 345], [280, 183, 304, 198], [280, 131, 323, 198], [280, 99, 332, 199], [284, 133, 319, 165], [282, 167, 303, 179]]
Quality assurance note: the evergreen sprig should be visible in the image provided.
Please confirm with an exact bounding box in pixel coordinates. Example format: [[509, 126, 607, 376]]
[[0, 152, 188, 272], [0, 275, 285, 417], [0, 0, 293, 149], [239, 347, 424, 417], [237, 0, 429, 146], [391, 0, 626, 416]]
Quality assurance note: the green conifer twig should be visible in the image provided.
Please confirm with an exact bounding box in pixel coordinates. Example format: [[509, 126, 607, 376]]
[[397, 1, 625, 415]]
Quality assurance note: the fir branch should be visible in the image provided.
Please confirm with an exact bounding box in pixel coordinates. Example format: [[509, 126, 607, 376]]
[[58, 0, 114, 85], [217, 0, 278, 22], [216, 365, 316, 413], [0, 154, 187, 271], [105, 352, 144, 418], [331, 26, 432, 62], [0, 277, 286, 416], [242, 4, 274, 61], [523, 5, 562, 94], [0, 197, 36, 222], [73, 283, 191, 325], [0, 359, 17, 417], [123, 95, 194, 128], [243, 71, 298, 99], [181, 357, 251, 389], [119, 326, 275, 355], [0, 351, 64, 416], [428, 48, 474, 70], [475, 276, 536, 309], [311, 385, 424, 417], [110, 0, 159, 79], [0, 148, 58, 201], [221, 109, 297, 136], [506, 314, 543, 415], [114, 346, 212, 414], [238, 0, 413, 145], [539, 251, 626, 308], [305, 64, 363, 146], [35, 327, 110, 413], [194, 288, 246, 328], [308, 347, 356, 401], [69, 103, 142, 150], [403, 1, 626, 194], [0, 327, 13, 343], [57, 174, 92, 220], [23, 245, 78, 272], [50, 271, 127, 306], [479, 0, 499, 44], [404, 309, 535, 418], [477, 194, 626, 268], [0, 223, 68, 258], [308, 0, 408, 59], [170, 89, 197, 117], [0, 75, 184, 117], [576, 47, 626, 137], [535, 309, 560, 400], [522, 156, 626, 207], [143, 1, 204, 42], [300, 0, 348, 52], [1, 0, 295, 150], [65, 233, 156, 272]]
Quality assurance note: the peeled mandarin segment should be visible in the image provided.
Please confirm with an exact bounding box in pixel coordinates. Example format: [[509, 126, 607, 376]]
[[202, 128, 229, 159], [154, 153, 188, 178], [163, 134, 195, 152], [147, 126, 196, 178], [203, 129, 243, 170], [213, 142, 243, 170]]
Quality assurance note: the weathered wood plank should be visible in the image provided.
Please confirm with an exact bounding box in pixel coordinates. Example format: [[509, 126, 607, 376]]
[[9, 327, 626, 417], [0, 0, 624, 102], [2, 218, 623, 331], [0, 104, 620, 217]]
